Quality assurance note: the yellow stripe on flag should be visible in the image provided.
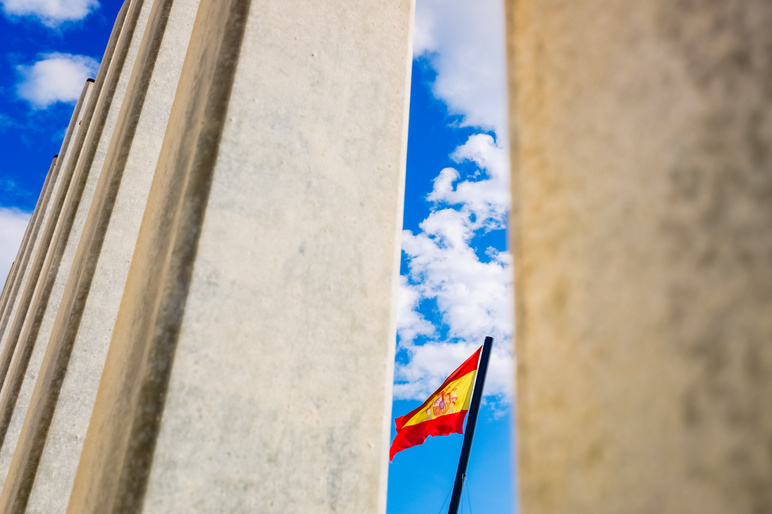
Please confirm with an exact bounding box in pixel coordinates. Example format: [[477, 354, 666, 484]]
[[402, 370, 476, 428]]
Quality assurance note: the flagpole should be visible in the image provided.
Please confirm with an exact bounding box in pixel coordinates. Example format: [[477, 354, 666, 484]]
[[448, 336, 493, 514]]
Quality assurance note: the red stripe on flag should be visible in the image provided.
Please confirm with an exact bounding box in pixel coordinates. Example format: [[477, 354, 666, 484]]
[[389, 411, 468, 461]]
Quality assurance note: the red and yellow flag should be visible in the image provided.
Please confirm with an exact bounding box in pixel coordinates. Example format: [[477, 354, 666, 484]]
[[389, 347, 481, 460]]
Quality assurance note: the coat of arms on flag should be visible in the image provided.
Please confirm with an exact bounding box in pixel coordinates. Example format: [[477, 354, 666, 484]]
[[389, 346, 481, 460]]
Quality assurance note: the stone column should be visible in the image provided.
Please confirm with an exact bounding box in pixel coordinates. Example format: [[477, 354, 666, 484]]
[[0, 77, 92, 364], [0, 159, 52, 305], [0, 157, 57, 324], [507, 1, 772, 513], [67, 0, 414, 511], [0, 0, 154, 489], [0, 1, 130, 387], [0, 0, 201, 511]]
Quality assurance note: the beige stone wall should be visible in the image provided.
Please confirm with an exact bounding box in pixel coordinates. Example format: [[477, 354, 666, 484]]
[[507, 0, 772, 512]]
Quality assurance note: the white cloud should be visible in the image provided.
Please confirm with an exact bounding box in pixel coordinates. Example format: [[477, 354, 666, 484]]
[[0, 208, 31, 285], [413, 0, 508, 135], [1, 0, 98, 26], [394, 340, 513, 404], [17, 53, 98, 109], [396, 275, 436, 344], [428, 133, 510, 229], [396, 136, 514, 402], [395, 0, 513, 404]]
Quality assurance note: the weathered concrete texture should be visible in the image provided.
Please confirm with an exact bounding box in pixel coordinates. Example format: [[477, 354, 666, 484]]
[[0, 0, 150, 496], [0, 158, 57, 328], [0, 78, 93, 371], [0, 1, 200, 512], [68, 0, 413, 511], [508, 0, 772, 513]]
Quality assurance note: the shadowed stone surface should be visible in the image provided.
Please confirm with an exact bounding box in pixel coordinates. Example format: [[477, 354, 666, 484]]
[[507, 0, 772, 512]]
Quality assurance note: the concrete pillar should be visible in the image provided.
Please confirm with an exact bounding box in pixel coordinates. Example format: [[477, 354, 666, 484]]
[[0, 0, 132, 387], [507, 0, 772, 512], [0, 158, 62, 349], [0, 78, 93, 364], [0, 157, 57, 327], [67, 0, 413, 511], [0, 0, 200, 511], [0, 160, 52, 307], [0, 0, 153, 490]]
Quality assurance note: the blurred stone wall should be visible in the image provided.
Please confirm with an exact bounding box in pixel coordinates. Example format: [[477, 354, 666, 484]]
[[507, 0, 772, 512]]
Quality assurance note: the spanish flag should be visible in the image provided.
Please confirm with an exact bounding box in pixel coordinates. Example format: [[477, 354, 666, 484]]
[[389, 347, 482, 460]]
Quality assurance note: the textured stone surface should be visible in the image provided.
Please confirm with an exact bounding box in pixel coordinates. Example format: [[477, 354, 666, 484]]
[[0, 0, 200, 512], [67, 0, 413, 512], [508, 0, 772, 512]]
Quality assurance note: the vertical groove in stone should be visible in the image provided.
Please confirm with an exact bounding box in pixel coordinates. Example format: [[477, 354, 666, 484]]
[[0, 0, 200, 511], [67, 1, 250, 511]]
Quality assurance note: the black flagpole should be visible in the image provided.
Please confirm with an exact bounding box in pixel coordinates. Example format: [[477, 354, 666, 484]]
[[448, 336, 493, 514]]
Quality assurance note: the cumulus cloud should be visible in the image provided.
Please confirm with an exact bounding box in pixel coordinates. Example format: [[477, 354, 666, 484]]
[[395, 0, 513, 404], [427, 134, 510, 228], [17, 53, 98, 109], [413, 0, 508, 135], [396, 275, 436, 345], [0, 208, 31, 284], [395, 135, 514, 402], [1, 0, 98, 27]]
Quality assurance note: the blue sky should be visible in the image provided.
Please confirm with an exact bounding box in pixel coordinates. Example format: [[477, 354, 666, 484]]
[[389, 1, 515, 512], [0, 1, 515, 512]]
